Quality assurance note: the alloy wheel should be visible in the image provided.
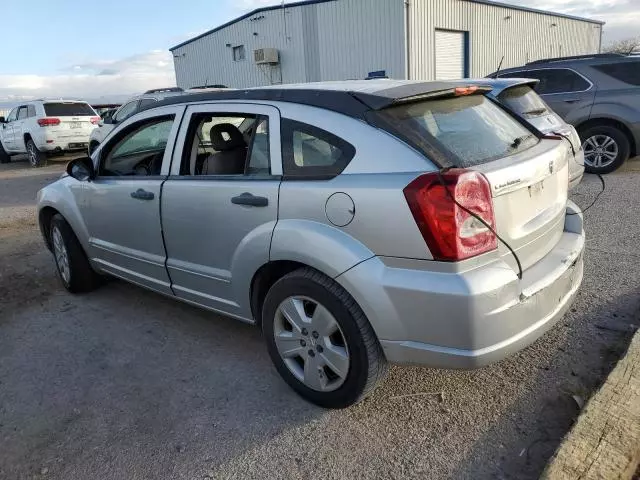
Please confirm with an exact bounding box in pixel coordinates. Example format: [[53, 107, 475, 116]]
[[583, 134, 618, 169], [273, 296, 350, 392], [52, 226, 71, 284], [27, 143, 38, 167]]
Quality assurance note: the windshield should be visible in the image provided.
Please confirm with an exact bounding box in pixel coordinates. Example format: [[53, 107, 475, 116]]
[[373, 94, 539, 167], [497, 85, 549, 118], [43, 102, 96, 116]]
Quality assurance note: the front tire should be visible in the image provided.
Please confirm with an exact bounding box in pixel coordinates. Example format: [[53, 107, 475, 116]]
[[262, 268, 387, 408], [0, 141, 10, 164], [50, 214, 102, 293], [581, 125, 629, 174], [26, 138, 46, 168]]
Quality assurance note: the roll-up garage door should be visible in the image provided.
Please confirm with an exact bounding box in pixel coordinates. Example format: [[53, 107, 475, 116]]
[[435, 30, 466, 80]]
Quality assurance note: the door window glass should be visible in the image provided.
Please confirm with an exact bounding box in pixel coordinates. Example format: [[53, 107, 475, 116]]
[[17, 107, 28, 120], [6, 108, 18, 122], [114, 101, 139, 122], [500, 68, 591, 94], [100, 116, 175, 177], [179, 113, 271, 176], [27, 105, 36, 117]]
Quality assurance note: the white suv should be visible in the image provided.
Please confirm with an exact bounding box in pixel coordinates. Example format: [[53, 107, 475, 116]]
[[0, 100, 99, 167]]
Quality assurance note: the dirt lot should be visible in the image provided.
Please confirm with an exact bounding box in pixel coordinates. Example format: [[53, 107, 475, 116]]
[[1, 156, 639, 480]]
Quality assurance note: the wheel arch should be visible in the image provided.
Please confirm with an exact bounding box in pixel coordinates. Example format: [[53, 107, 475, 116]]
[[38, 206, 61, 251], [576, 117, 636, 156]]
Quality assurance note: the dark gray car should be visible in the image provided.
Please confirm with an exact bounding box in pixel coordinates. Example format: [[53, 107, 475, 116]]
[[490, 54, 640, 173]]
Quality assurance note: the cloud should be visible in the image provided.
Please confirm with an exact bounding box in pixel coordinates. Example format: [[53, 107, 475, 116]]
[[0, 50, 176, 103]]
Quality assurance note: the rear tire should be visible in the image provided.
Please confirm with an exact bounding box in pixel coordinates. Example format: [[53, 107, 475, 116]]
[[262, 267, 387, 408], [26, 138, 46, 168], [0, 141, 10, 164], [50, 214, 102, 293], [580, 125, 629, 174]]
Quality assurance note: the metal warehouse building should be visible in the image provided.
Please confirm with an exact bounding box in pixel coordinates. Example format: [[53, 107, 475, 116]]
[[170, 0, 603, 89]]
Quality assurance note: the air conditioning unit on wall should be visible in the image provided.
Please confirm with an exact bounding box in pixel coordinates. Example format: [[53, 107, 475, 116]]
[[254, 48, 279, 64]]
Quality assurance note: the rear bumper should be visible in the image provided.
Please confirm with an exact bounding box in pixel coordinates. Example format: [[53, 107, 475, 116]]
[[336, 201, 585, 369], [34, 131, 92, 153]]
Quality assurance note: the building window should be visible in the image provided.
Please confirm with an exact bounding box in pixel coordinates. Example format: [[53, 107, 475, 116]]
[[232, 45, 246, 61]]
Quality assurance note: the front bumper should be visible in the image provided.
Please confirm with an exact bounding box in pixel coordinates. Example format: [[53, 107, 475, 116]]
[[336, 202, 585, 369]]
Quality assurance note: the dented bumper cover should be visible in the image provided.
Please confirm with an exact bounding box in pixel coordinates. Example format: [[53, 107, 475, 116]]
[[336, 201, 585, 369]]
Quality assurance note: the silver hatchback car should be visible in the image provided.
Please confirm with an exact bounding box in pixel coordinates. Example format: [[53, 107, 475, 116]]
[[37, 80, 585, 408]]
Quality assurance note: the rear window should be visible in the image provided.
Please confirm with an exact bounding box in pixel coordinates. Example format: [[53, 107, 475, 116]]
[[43, 102, 95, 116], [592, 61, 640, 86], [371, 94, 539, 167], [497, 85, 549, 118]]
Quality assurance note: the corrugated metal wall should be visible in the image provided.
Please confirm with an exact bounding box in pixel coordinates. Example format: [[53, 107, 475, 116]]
[[172, 0, 602, 88], [172, 7, 308, 89], [408, 0, 602, 80]]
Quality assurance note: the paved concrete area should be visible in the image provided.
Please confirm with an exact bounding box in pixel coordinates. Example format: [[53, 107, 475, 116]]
[[1, 156, 639, 479]]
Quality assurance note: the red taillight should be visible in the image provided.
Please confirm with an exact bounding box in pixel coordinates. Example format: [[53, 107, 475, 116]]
[[37, 117, 60, 127], [90, 116, 100, 125], [403, 169, 497, 261]]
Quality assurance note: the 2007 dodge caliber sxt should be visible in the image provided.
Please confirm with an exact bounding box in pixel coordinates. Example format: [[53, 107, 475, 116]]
[[36, 80, 585, 408]]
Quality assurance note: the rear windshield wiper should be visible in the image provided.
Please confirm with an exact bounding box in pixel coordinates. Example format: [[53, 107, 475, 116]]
[[510, 134, 535, 149], [521, 108, 547, 116]]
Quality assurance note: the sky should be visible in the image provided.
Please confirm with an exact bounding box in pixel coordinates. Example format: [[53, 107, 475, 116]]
[[0, 0, 637, 103]]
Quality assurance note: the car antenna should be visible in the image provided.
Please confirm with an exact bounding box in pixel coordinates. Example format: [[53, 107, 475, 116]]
[[492, 55, 505, 78]]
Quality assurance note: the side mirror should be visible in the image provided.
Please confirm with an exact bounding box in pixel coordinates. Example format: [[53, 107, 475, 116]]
[[66, 157, 95, 181], [103, 116, 115, 125], [0, 116, 5, 123]]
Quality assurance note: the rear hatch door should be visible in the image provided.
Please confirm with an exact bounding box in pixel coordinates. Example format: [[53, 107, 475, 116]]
[[43, 102, 97, 138]]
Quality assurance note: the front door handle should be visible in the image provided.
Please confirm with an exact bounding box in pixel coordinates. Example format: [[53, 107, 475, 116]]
[[231, 192, 268, 207], [130, 188, 154, 200]]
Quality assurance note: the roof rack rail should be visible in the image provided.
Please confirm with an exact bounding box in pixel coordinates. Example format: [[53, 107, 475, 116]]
[[143, 87, 184, 94], [527, 53, 625, 65]]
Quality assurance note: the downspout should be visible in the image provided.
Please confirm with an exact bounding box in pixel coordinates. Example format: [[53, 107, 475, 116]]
[[404, 0, 410, 80]]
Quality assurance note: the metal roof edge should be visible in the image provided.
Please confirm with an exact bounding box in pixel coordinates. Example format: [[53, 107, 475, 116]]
[[169, 0, 337, 51], [463, 0, 605, 25]]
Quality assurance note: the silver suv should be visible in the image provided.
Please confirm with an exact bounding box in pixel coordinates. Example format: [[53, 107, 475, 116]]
[[37, 81, 585, 408], [493, 54, 640, 173]]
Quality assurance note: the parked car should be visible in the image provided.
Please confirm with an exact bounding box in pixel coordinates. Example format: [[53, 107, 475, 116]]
[[88, 87, 184, 154], [0, 100, 99, 167], [466, 78, 584, 188], [490, 53, 640, 174], [37, 81, 585, 408]]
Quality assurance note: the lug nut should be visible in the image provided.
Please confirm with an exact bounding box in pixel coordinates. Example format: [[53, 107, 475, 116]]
[[301, 328, 308, 336], [300, 340, 306, 347], [316, 345, 324, 353], [312, 331, 319, 339], [308, 350, 315, 357]]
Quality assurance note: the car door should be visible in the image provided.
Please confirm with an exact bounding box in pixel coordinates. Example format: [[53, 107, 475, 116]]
[[84, 105, 185, 294], [1, 107, 18, 151], [13, 106, 29, 152], [161, 103, 282, 319]]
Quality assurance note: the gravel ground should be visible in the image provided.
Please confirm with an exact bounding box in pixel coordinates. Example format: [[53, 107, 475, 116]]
[[1, 156, 639, 480]]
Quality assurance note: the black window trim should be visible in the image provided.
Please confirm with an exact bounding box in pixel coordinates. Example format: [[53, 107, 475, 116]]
[[499, 67, 594, 95], [96, 114, 176, 180], [280, 118, 356, 180]]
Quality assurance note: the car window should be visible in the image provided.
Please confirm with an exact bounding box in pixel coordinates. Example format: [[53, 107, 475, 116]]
[[138, 98, 157, 109], [43, 102, 95, 116], [179, 113, 270, 176], [6, 108, 18, 122], [592, 61, 640, 86], [27, 105, 36, 117], [17, 107, 28, 120], [497, 85, 550, 118], [114, 101, 139, 122], [500, 68, 590, 94], [99, 116, 175, 177], [370, 93, 539, 168], [281, 120, 355, 178]]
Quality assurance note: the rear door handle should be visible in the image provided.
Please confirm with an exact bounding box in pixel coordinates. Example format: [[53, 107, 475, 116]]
[[231, 192, 268, 207], [563, 99, 581, 104], [130, 188, 155, 200]]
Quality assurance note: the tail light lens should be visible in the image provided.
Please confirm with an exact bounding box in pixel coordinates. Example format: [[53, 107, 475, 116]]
[[403, 169, 497, 261], [37, 117, 60, 127], [90, 116, 101, 125]]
